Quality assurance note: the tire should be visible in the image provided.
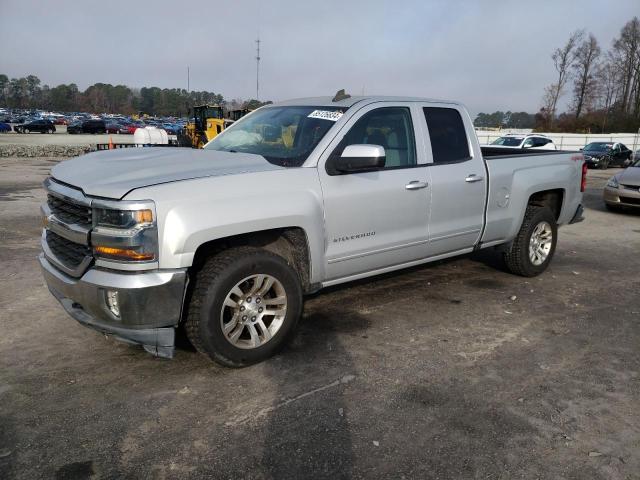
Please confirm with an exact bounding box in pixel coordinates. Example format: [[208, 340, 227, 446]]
[[24, 128, 30, 133], [185, 246, 303, 367], [504, 206, 558, 277], [600, 158, 609, 169]]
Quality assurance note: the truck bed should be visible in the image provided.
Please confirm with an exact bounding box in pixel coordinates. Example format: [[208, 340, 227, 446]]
[[480, 146, 580, 158], [480, 148, 583, 247]]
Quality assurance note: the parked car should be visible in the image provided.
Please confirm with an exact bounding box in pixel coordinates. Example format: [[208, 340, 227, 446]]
[[161, 123, 181, 135], [126, 122, 145, 134], [67, 119, 107, 134], [14, 119, 56, 134], [603, 157, 640, 210], [0, 122, 11, 133], [39, 94, 586, 366], [105, 122, 129, 134], [490, 134, 556, 150], [582, 142, 633, 169]]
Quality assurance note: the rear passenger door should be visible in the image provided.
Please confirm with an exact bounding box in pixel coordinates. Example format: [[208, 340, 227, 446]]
[[420, 105, 487, 255]]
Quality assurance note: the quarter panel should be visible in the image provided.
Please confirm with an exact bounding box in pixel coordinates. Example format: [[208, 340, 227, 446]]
[[482, 154, 581, 244]]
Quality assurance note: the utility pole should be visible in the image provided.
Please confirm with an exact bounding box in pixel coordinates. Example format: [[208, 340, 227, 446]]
[[187, 66, 190, 93], [255, 38, 261, 101]]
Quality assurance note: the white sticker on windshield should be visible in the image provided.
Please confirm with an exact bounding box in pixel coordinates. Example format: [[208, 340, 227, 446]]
[[307, 110, 344, 121]]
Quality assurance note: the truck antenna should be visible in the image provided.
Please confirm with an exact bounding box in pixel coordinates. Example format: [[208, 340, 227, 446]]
[[255, 37, 261, 101]]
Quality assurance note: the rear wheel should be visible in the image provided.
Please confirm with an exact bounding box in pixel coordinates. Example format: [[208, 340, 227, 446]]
[[504, 206, 557, 277], [185, 246, 303, 367]]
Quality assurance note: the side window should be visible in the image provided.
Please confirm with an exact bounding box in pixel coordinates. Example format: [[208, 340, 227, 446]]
[[523, 138, 535, 148], [333, 107, 416, 169], [423, 107, 470, 163]]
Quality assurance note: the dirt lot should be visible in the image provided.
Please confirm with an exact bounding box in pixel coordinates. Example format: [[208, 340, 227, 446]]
[[1, 157, 639, 479]]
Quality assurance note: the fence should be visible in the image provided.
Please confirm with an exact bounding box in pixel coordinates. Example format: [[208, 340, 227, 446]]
[[475, 130, 640, 152]]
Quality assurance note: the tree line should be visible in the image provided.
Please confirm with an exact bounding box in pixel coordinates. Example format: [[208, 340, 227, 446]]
[[475, 18, 639, 133], [473, 111, 536, 129], [0, 75, 265, 117]]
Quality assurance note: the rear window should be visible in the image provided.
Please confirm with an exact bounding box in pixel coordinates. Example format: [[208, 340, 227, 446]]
[[492, 136, 523, 147], [423, 107, 470, 164]]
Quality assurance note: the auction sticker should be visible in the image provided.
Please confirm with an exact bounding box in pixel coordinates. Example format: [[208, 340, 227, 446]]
[[307, 110, 344, 121]]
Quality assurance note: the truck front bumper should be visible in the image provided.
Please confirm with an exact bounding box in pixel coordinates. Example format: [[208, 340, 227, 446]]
[[39, 254, 187, 358]]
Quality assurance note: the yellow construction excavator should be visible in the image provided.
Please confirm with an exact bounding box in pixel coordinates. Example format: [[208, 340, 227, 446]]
[[183, 104, 225, 148]]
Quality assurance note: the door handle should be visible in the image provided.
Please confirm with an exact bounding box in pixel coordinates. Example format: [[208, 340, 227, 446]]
[[465, 174, 484, 183], [405, 181, 428, 190]]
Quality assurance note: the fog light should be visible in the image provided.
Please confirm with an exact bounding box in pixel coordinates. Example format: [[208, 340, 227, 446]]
[[105, 290, 120, 318]]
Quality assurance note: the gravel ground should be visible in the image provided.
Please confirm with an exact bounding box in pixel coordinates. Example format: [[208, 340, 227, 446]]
[[0, 158, 639, 479]]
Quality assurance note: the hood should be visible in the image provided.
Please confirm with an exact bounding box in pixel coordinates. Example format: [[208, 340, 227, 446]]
[[51, 148, 284, 199], [584, 151, 609, 158], [617, 166, 640, 186]]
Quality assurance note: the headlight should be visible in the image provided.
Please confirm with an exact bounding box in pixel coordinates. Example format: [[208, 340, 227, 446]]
[[91, 202, 158, 263], [607, 177, 619, 188], [93, 208, 153, 229]]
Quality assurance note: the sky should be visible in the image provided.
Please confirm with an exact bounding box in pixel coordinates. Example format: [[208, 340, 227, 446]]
[[0, 0, 638, 116]]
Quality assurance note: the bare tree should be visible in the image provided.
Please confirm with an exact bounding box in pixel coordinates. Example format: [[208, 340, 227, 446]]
[[612, 17, 640, 115], [571, 34, 601, 118], [596, 53, 621, 130], [543, 30, 584, 125]]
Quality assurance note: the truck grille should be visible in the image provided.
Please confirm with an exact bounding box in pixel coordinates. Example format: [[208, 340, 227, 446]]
[[46, 230, 92, 269], [47, 194, 92, 226], [620, 184, 640, 192]]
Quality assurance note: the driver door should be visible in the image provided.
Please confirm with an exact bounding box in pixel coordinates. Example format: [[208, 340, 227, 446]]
[[318, 104, 431, 281]]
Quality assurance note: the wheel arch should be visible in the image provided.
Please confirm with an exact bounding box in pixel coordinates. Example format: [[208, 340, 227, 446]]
[[527, 188, 564, 221], [190, 227, 315, 293]]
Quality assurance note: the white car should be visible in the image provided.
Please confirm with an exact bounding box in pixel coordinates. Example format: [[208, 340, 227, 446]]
[[490, 134, 556, 150]]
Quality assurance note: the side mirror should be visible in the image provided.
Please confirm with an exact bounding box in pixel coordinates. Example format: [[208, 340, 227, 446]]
[[334, 144, 386, 173]]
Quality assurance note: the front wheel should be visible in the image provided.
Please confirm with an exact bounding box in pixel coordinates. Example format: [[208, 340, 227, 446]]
[[504, 206, 557, 277], [185, 246, 303, 367]]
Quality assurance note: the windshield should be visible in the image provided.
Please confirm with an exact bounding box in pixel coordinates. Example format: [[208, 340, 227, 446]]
[[491, 137, 522, 146], [584, 142, 612, 152], [205, 106, 347, 167]]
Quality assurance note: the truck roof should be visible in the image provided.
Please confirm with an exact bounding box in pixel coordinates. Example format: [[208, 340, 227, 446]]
[[273, 95, 463, 109]]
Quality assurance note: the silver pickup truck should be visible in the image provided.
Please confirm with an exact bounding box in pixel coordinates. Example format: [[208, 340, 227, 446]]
[[40, 95, 586, 366]]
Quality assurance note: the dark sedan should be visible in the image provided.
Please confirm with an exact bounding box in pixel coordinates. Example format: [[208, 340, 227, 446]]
[[582, 142, 633, 169], [14, 119, 56, 134], [67, 119, 107, 134]]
